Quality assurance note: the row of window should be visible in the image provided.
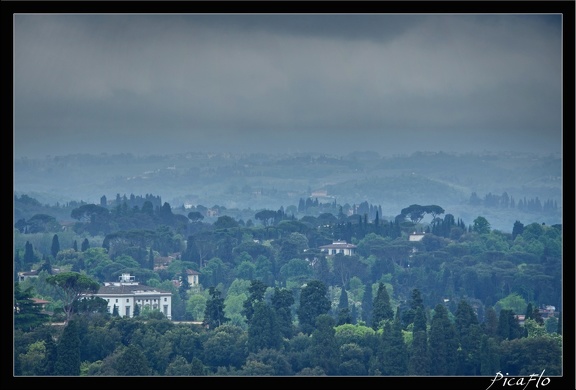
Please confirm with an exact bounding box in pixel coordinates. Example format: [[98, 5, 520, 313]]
[[106, 297, 169, 303]]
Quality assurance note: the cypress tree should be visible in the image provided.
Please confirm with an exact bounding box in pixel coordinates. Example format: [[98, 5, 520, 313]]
[[242, 279, 268, 322], [271, 287, 295, 339], [41, 329, 58, 375], [81, 238, 90, 252], [525, 302, 534, 320], [51, 234, 60, 259], [413, 306, 427, 333], [179, 268, 190, 300], [429, 304, 458, 375], [337, 287, 352, 325], [532, 306, 544, 325], [498, 309, 523, 340], [380, 316, 408, 375], [408, 330, 429, 375], [53, 320, 81, 375], [38, 255, 53, 275], [247, 301, 281, 352], [455, 299, 482, 375], [483, 306, 499, 337], [479, 335, 500, 375], [372, 282, 394, 330], [350, 303, 358, 325], [310, 314, 340, 375], [23, 241, 35, 270], [402, 288, 424, 327], [297, 280, 331, 334], [361, 282, 373, 326], [203, 287, 229, 329], [148, 247, 155, 270]]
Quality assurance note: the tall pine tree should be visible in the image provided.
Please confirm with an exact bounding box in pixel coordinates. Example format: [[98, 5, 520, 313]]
[[455, 299, 482, 375], [247, 301, 281, 352], [23, 241, 36, 270], [204, 287, 229, 329], [53, 320, 81, 375], [337, 287, 352, 325], [361, 282, 373, 327], [310, 314, 340, 375], [371, 282, 394, 330], [429, 304, 458, 375], [81, 238, 90, 252], [379, 315, 408, 375], [51, 234, 60, 259]]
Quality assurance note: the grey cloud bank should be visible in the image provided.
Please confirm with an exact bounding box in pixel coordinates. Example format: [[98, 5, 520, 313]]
[[14, 14, 562, 159]]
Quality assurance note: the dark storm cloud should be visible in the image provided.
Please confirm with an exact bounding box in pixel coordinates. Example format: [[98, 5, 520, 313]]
[[14, 13, 562, 158]]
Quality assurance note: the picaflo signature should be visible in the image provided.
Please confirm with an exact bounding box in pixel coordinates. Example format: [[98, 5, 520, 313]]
[[486, 370, 551, 390]]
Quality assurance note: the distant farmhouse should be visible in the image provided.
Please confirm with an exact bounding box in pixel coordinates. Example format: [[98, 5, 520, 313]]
[[408, 232, 426, 242], [87, 273, 172, 319], [319, 240, 357, 256], [185, 269, 200, 286], [17, 268, 61, 282]]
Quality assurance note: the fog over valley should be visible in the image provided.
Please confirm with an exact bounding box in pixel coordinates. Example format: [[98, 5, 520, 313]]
[[13, 13, 564, 232], [14, 150, 562, 233]]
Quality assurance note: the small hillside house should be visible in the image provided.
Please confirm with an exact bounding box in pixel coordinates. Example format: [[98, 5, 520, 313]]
[[319, 240, 357, 256], [87, 273, 172, 319], [18, 268, 61, 282], [409, 232, 426, 242], [185, 269, 200, 286]]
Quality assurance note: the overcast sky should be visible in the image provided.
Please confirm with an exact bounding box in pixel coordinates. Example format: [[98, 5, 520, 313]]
[[13, 13, 562, 159]]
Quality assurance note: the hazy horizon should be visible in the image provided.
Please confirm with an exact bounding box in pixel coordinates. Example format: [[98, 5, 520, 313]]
[[14, 13, 562, 160]]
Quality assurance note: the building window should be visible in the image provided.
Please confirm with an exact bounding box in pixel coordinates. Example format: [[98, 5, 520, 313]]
[[125, 306, 130, 317], [115, 299, 118, 303], [164, 298, 167, 302], [163, 305, 168, 316]]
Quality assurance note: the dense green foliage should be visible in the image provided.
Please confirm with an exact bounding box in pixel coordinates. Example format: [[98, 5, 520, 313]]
[[13, 187, 563, 377]]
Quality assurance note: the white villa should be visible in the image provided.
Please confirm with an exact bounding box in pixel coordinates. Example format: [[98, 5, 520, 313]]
[[408, 232, 426, 242], [319, 240, 357, 256], [88, 273, 172, 319]]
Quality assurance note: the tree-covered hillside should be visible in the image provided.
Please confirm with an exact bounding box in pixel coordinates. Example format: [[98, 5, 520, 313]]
[[14, 192, 563, 377], [14, 151, 561, 232]]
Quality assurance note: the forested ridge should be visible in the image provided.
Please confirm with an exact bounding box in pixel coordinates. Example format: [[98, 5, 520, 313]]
[[14, 150, 561, 232], [13, 188, 563, 378]]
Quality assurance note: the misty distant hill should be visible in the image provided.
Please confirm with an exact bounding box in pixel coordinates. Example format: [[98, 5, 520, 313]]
[[13, 150, 562, 232]]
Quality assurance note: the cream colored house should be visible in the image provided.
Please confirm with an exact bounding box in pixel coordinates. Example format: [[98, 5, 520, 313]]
[[409, 232, 426, 242], [185, 269, 200, 286], [88, 273, 172, 319], [319, 240, 357, 256]]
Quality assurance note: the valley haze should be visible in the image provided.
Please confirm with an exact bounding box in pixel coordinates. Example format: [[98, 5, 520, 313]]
[[12, 12, 564, 233]]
